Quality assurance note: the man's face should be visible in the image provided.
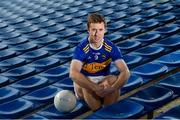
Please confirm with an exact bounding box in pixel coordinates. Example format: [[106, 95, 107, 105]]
[[88, 22, 106, 44]]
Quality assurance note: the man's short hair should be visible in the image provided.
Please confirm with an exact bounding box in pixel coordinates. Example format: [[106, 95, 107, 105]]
[[87, 12, 107, 29]]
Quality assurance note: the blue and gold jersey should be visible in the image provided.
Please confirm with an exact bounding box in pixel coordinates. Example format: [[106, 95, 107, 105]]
[[73, 37, 123, 76]]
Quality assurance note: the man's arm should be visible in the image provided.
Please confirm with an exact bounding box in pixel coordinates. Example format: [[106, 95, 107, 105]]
[[69, 59, 103, 92], [112, 59, 130, 89]]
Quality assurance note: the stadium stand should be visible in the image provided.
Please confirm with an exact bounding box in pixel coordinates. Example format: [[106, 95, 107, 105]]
[[0, 0, 179, 119]]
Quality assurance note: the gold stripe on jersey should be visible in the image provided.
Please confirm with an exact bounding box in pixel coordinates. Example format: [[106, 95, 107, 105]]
[[83, 44, 89, 53], [105, 48, 111, 52], [103, 42, 112, 52]]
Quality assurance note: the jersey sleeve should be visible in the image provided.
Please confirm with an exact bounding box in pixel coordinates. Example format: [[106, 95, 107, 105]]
[[73, 46, 86, 62], [111, 45, 123, 61]]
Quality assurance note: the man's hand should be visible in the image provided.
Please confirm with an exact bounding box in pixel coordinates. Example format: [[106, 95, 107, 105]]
[[95, 80, 116, 97]]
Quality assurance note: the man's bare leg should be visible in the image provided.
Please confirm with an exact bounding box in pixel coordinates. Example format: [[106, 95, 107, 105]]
[[101, 75, 120, 106], [74, 83, 84, 99], [82, 88, 102, 111], [74, 82, 101, 111]]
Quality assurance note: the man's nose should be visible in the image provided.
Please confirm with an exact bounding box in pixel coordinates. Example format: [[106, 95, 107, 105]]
[[94, 30, 98, 36]]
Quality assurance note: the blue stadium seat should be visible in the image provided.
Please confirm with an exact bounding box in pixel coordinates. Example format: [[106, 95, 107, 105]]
[[27, 57, 60, 72], [154, 105, 180, 119], [69, 0, 83, 7], [172, 0, 180, 7], [21, 12, 40, 20], [108, 21, 126, 33], [155, 51, 180, 70], [88, 99, 144, 119], [126, 6, 142, 15], [53, 77, 74, 91], [107, 12, 126, 22], [121, 73, 143, 93], [5, 17, 25, 25], [0, 49, 16, 61], [123, 54, 143, 68], [30, 16, 49, 24], [2, 36, 29, 46], [70, 11, 87, 18], [101, 1, 116, 9], [37, 20, 56, 28], [23, 86, 62, 107], [10, 42, 38, 54], [131, 45, 165, 58], [153, 0, 170, 4], [105, 33, 123, 43], [55, 29, 76, 38], [158, 72, 180, 95], [74, 24, 88, 34], [78, 3, 92, 10], [139, 9, 159, 19], [154, 13, 176, 24], [0, 26, 15, 34], [0, 22, 8, 29], [12, 21, 32, 29], [17, 25, 39, 34], [40, 42, 69, 54], [51, 47, 75, 61], [128, 0, 142, 6], [132, 62, 168, 80], [0, 43, 8, 50], [133, 32, 161, 44], [0, 57, 26, 72], [154, 35, 180, 49], [90, 0, 105, 6], [114, 4, 128, 11], [2, 66, 36, 81], [24, 114, 48, 120], [140, 1, 156, 9], [31, 35, 58, 46], [36, 101, 89, 119], [63, 8, 79, 15], [174, 20, 180, 27], [116, 0, 129, 4], [10, 75, 49, 93], [25, 30, 48, 39], [155, 4, 173, 12], [18, 49, 49, 62], [0, 31, 21, 40], [44, 24, 65, 34], [136, 19, 159, 30], [119, 26, 142, 38], [130, 85, 174, 109], [0, 98, 34, 119], [39, 66, 69, 83], [154, 24, 179, 37], [0, 76, 9, 87], [63, 19, 82, 27], [116, 40, 141, 54], [100, 9, 114, 16], [67, 35, 86, 46], [55, 15, 72, 23], [38, 8, 55, 16], [0, 86, 20, 104], [122, 15, 142, 25]]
